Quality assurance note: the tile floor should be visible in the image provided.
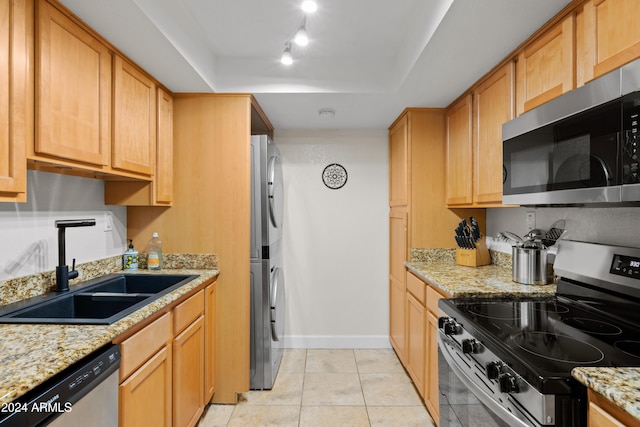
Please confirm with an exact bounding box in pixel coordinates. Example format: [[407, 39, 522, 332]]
[[197, 348, 435, 427]]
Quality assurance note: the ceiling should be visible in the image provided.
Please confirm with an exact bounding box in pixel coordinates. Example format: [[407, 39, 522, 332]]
[[58, 0, 572, 130]]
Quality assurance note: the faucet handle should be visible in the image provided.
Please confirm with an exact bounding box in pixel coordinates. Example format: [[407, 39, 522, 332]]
[[68, 258, 79, 281]]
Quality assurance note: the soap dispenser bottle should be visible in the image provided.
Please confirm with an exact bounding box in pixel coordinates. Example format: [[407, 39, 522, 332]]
[[147, 232, 163, 270], [123, 239, 139, 271]]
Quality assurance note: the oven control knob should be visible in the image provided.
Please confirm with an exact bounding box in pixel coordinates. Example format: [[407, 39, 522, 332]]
[[442, 319, 462, 335], [438, 317, 449, 329], [486, 361, 503, 379], [462, 339, 482, 354], [498, 373, 520, 393]]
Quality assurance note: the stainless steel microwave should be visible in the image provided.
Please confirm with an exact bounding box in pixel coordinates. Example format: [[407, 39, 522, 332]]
[[502, 58, 640, 206]]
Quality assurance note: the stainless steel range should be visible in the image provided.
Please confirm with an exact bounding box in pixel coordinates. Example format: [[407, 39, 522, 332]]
[[438, 240, 640, 427]]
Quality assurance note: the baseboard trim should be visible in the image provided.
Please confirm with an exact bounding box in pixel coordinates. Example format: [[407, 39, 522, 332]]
[[284, 335, 392, 349]]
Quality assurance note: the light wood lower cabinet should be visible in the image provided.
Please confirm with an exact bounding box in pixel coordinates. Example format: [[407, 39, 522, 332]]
[[173, 290, 205, 427], [406, 272, 426, 396], [118, 281, 216, 427], [204, 283, 216, 402], [389, 209, 408, 362], [426, 285, 445, 424], [402, 270, 448, 425], [119, 313, 172, 427], [587, 389, 639, 427]]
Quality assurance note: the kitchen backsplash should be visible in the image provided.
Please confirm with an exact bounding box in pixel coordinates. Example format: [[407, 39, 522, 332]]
[[0, 253, 218, 307], [410, 247, 512, 270]]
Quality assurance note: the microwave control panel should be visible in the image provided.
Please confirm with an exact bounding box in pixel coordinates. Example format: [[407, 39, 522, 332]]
[[610, 254, 640, 279], [623, 93, 640, 184]]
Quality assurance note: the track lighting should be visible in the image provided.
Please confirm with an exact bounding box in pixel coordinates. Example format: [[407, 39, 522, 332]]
[[281, 42, 293, 65], [280, 1, 318, 65]]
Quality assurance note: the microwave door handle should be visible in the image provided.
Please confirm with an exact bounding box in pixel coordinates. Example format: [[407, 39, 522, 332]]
[[438, 334, 531, 427]]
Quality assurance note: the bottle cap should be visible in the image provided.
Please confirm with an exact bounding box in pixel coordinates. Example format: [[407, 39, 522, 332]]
[[153, 232, 159, 238]]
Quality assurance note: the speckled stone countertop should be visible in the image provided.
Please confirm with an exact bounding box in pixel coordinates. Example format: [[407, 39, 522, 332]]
[[405, 259, 556, 297], [572, 368, 640, 422], [408, 249, 640, 422], [0, 255, 219, 406]]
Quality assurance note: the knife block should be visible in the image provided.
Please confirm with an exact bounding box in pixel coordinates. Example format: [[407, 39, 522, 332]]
[[456, 238, 491, 267]]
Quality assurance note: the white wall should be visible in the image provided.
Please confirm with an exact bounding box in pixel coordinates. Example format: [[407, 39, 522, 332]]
[[0, 170, 127, 281], [487, 206, 640, 252], [275, 129, 389, 349]]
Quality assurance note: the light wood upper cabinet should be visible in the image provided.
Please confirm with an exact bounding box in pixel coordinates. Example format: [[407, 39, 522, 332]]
[[113, 56, 156, 176], [389, 114, 408, 206], [155, 87, 173, 205], [446, 94, 473, 206], [0, 0, 32, 202], [516, 14, 575, 115], [36, 0, 111, 166], [473, 62, 515, 205], [578, 0, 640, 85]]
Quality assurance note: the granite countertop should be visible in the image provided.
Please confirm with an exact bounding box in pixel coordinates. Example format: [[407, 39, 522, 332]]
[[0, 268, 219, 406], [405, 260, 556, 297], [572, 367, 640, 422], [406, 253, 640, 422]]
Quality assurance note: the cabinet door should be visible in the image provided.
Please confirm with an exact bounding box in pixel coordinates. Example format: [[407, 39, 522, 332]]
[[389, 209, 407, 360], [426, 285, 446, 423], [473, 62, 515, 205], [155, 87, 173, 205], [406, 292, 426, 398], [36, 0, 111, 166], [0, 0, 31, 202], [204, 283, 216, 402], [446, 94, 473, 206], [389, 114, 408, 206], [113, 56, 156, 176], [580, 0, 640, 83], [120, 345, 172, 427], [516, 15, 575, 115], [426, 311, 439, 424], [173, 316, 205, 427]]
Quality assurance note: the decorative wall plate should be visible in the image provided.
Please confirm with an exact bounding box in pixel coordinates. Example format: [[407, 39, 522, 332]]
[[322, 163, 348, 189]]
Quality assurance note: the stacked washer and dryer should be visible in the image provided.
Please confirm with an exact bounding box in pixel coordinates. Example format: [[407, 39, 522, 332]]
[[249, 135, 286, 390]]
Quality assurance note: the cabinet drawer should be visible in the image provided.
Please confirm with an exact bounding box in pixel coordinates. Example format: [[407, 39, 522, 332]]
[[120, 312, 171, 381], [426, 286, 446, 315], [174, 290, 204, 335], [406, 271, 426, 305]]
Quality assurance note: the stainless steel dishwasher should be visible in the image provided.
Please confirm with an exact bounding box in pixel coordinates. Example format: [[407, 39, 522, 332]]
[[0, 344, 120, 427]]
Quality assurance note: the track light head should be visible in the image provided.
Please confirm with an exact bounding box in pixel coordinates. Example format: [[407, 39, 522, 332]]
[[294, 26, 309, 46], [301, 0, 317, 13], [281, 43, 293, 65]]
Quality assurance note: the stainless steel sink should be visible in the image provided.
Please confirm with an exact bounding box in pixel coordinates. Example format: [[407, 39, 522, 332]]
[[0, 273, 198, 325]]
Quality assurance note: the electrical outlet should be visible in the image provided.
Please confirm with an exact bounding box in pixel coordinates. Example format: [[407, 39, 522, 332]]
[[526, 211, 536, 231], [104, 212, 113, 232]]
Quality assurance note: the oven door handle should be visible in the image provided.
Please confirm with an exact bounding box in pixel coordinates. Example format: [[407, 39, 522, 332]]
[[438, 334, 533, 427]]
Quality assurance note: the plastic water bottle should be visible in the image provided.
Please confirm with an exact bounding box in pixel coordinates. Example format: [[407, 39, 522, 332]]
[[147, 232, 163, 270]]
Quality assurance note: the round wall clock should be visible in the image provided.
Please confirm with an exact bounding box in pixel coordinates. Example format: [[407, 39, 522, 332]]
[[322, 163, 348, 189]]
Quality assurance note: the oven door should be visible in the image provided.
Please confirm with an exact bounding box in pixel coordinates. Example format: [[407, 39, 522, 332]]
[[438, 334, 529, 427], [502, 99, 622, 206]]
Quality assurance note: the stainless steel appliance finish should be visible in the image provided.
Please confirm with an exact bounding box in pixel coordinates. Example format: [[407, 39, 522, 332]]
[[438, 240, 640, 427], [512, 245, 549, 285], [502, 58, 640, 206], [250, 134, 285, 390], [0, 344, 120, 427]]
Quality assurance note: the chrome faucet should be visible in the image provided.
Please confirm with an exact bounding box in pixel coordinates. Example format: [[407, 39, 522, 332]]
[[55, 219, 96, 292]]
